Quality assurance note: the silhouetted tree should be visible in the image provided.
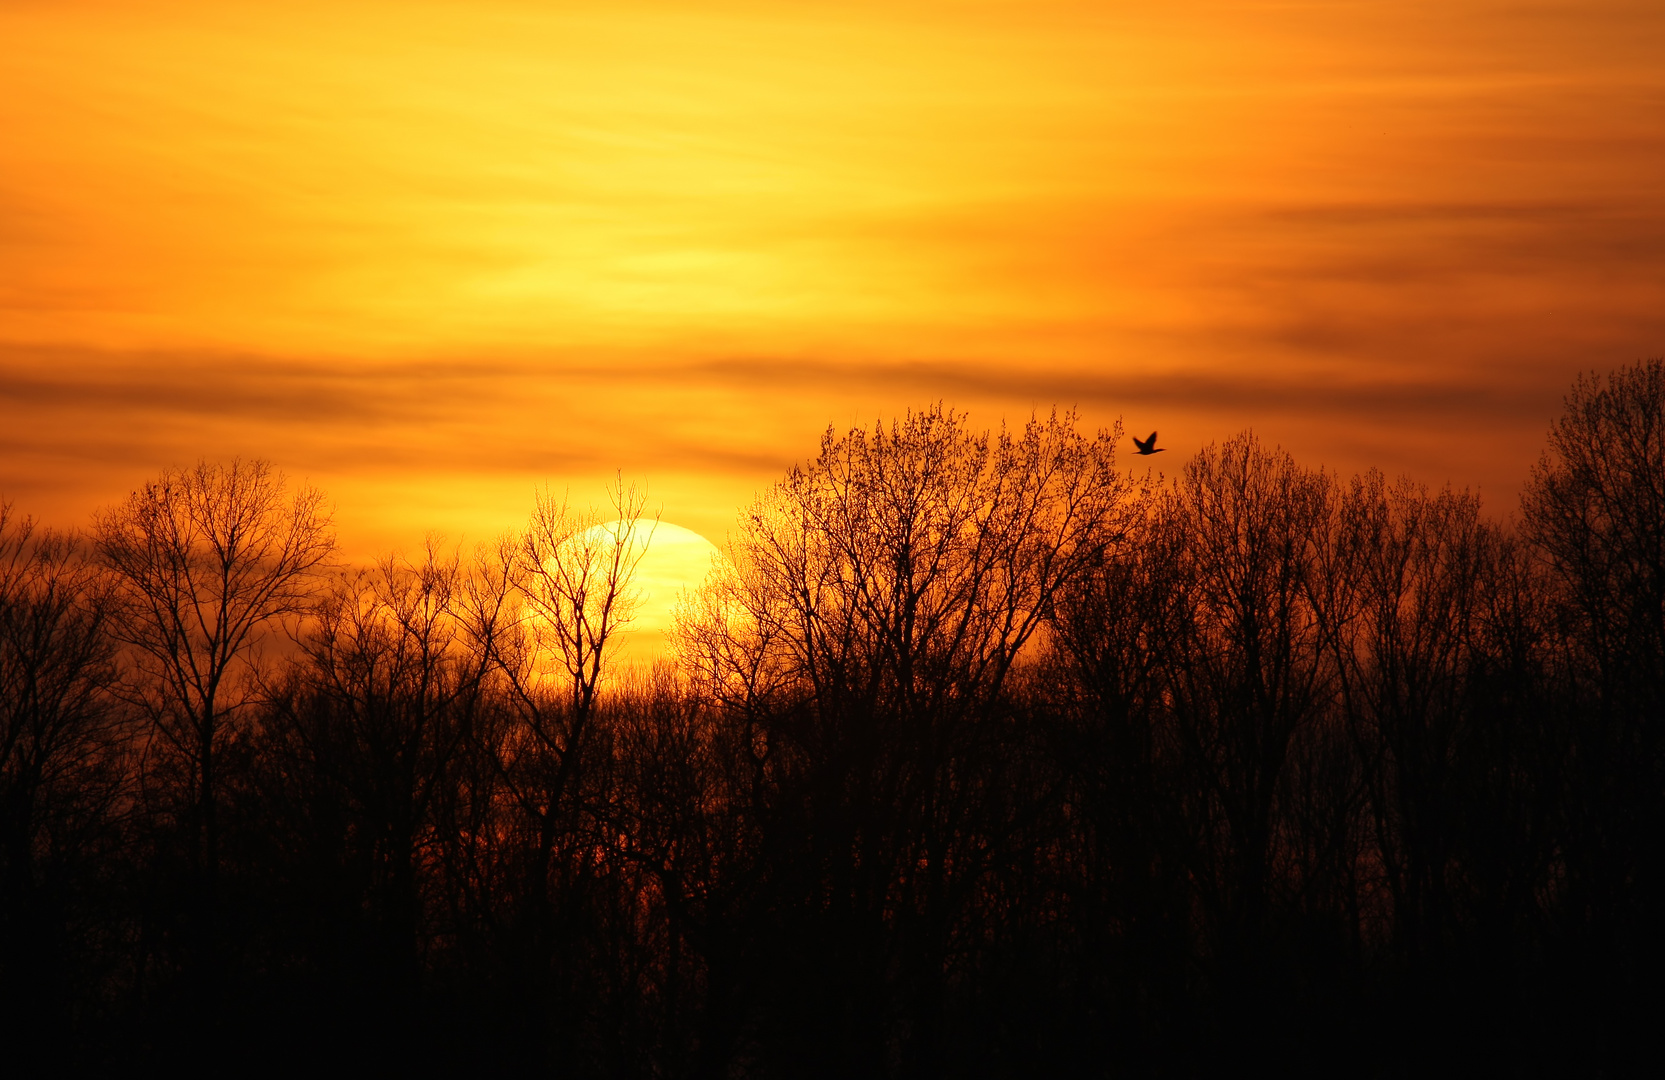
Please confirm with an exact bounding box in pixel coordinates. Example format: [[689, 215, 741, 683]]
[[456, 478, 656, 1063], [93, 460, 333, 995], [677, 406, 1132, 1076], [1334, 474, 1488, 970], [1158, 434, 1339, 1006], [253, 541, 484, 1059], [1039, 492, 1195, 1070], [1324, 473, 1558, 1058], [0, 506, 127, 1049], [1522, 357, 1665, 1042]]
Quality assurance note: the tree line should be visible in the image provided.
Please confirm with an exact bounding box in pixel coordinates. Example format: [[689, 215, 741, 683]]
[[3, 360, 1662, 1075]]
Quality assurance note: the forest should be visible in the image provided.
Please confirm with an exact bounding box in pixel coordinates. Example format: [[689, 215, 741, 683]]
[[2, 360, 1662, 1075]]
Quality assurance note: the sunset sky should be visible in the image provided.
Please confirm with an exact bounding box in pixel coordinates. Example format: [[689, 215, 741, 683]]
[[4, 0, 1664, 642]]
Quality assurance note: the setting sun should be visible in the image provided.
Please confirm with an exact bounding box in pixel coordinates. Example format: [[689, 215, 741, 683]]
[[597, 518, 723, 665]]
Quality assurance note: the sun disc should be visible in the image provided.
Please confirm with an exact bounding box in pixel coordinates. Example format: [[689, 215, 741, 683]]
[[583, 519, 723, 663]]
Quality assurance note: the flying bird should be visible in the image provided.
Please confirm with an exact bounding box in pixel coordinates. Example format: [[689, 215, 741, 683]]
[[1133, 431, 1165, 455]]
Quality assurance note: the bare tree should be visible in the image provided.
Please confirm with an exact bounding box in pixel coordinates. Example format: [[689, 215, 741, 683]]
[[1523, 358, 1665, 706], [679, 407, 1129, 719], [471, 476, 656, 815], [1521, 357, 1665, 987], [0, 505, 125, 1035], [1040, 496, 1193, 1056], [460, 477, 657, 1042], [518, 478, 657, 719], [1155, 432, 1339, 1000], [93, 461, 333, 905], [261, 541, 483, 1015], [1326, 474, 1499, 971], [674, 406, 1133, 1075]]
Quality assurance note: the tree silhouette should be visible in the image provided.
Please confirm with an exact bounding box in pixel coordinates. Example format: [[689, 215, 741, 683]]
[[458, 477, 657, 1062], [677, 406, 1132, 1075], [0, 507, 125, 1049], [92, 459, 333, 987], [254, 541, 483, 1060], [1522, 357, 1665, 1040]]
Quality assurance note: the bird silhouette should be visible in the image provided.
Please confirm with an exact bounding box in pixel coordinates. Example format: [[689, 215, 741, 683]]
[[1133, 431, 1165, 455]]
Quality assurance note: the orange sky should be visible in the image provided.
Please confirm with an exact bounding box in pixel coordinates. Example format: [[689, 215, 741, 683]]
[[4, 0, 1664, 569]]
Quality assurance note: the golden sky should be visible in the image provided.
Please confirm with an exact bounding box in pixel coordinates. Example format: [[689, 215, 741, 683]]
[[4, 0, 1664, 573]]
